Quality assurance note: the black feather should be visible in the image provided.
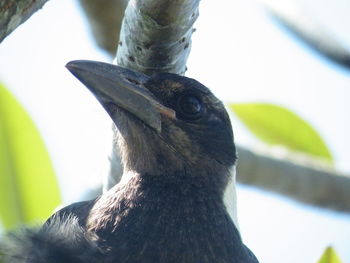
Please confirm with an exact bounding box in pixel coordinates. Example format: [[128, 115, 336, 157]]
[[0, 215, 103, 263]]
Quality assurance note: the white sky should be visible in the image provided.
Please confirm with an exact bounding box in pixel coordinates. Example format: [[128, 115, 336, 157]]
[[0, 0, 349, 262]]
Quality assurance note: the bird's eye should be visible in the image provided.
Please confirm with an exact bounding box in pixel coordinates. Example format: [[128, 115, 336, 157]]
[[177, 94, 203, 120]]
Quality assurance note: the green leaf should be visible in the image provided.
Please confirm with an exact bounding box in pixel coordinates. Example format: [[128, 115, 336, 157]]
[[0, 83, 61, 229], [317, 247, 343, 263], [229, 103, 333, 162]]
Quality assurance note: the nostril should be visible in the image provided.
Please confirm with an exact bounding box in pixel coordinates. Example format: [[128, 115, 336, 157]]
[[125, 77, 141, 85]]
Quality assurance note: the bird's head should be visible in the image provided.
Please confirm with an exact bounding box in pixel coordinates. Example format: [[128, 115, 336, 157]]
[[66, 60, 237, 192]]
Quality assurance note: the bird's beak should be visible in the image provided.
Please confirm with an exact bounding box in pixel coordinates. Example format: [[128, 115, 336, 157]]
[[66, 60, 175, 132]]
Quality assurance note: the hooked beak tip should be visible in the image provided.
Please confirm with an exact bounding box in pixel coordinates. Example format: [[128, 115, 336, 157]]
[[65, 60, 78, 71]]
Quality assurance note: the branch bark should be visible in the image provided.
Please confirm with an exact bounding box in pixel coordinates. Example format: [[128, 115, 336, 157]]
[[115, 0, 199, 75], [0, 0, 49, 43], [237, 147, 350, 211]]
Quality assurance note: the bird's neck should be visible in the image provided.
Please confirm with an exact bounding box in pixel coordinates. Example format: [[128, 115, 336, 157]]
[[88, 171, 228, 230], [86, 171, 245, 262], [119, 166, 239, 227], [112, 170, 227, 205]]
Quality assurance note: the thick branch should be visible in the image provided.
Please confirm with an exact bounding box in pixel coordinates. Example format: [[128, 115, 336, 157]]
[[116, 0, 199, 75], [0, 0, 48, 43], [237, 147, 350, 211]]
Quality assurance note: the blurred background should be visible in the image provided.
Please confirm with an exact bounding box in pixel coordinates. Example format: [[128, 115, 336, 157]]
[[0, 0, 349, 262]]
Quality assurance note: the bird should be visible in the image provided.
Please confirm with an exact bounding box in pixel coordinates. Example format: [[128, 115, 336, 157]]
[[1, 60, 259, 263]]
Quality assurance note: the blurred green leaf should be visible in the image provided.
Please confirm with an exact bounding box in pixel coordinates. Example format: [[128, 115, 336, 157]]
[[229, 103, 333, 162], [317, 247, 343, 263], [0, 83, 61, 229]]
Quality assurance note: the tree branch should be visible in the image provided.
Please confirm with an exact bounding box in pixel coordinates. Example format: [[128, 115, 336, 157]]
[[116, 0, 199, 75], [237, 146, 350, 211], [260, 1, 350, 70], [0, 0, 48, 43]]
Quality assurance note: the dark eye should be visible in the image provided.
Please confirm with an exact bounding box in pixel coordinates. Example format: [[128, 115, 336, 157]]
[[177, 94, 203, 120]]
